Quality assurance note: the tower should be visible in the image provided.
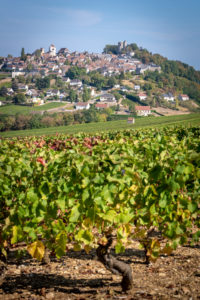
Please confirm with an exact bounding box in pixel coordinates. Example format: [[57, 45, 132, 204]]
[[49, 44, 56, 56], [123, 40, 127, 49]]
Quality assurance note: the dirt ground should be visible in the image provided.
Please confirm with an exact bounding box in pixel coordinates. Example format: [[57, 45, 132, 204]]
[[152, 107, 190, 116], [0, 241, 199, 300]]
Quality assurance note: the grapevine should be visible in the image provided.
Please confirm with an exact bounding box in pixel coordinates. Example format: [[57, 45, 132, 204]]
[[0, 126, 199, 291]]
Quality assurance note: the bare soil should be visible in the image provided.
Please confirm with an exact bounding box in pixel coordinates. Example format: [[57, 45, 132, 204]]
[[152, 107, 190, 116], [0, 241, 199, 300]]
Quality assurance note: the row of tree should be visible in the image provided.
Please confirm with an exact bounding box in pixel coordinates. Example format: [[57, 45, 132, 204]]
[[0, 107, 114, 132]]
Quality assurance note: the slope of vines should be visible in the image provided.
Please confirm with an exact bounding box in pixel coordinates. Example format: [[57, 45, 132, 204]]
[[0, 126, 200, 288]]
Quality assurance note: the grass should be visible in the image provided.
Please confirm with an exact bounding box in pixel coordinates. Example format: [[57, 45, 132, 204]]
[[0, 73, 11, 80], [0, 113, 200, 138], [0, 81, 12, 88], [0, 102, 67, 116]]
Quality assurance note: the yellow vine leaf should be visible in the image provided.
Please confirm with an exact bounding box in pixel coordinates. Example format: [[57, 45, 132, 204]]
[[27, 241, 45, 261]]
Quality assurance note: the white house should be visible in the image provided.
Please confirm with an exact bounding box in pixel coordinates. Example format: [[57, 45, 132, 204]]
[[62, 77, 71, 83], [6, 88, 14, 96], [135, 105, 151, 116], [26, 89, 38, 97], [100, 93, 116, 102], [59, 92, 66, 100], [162, 93, 175, 101], [90, 88, 96, 96], [31, 97, 44, 105], [134, 85, 140, 91], [12, 71, 25, 78], [138, 92, 147, 100], [46, 89, 60, 97], [75, 102, 90, 110], [70, 79, 82, 87], [178, 94, 189, 101], [18, 84, 29, 91]]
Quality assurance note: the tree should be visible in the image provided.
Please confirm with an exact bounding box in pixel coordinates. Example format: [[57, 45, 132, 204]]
[[36, 77, 50, 90], [18, 75, 26, 84], [175, 98, 179, 109], [63, 113, 74, 125], [128, 102, 136, 114], [103, 45, 118, 55], [74, 111, 83, 123], [0, 86, 7, 97], [65, 66, 86, 80], [4, 116, 15, 130], [64, 59, 70, 65], [14, 93, 26, 104], [82, 87, 91, 102], [68, 89, 78, 102], [107, 77, 117, 88], [12, 80, 18, 92], [20, 47, 27, 61], [34, 49, 41, 59], [90, 72, 106, 90], [128, 43, 139, 51], [27, 63, 34, 72], [14, 114, 31, 130]]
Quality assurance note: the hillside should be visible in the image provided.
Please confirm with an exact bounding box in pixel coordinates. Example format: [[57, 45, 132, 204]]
[[0, 42, 200, 134], [103, 42, 200, 106]]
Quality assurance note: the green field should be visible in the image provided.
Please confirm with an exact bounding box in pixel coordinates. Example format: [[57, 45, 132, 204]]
[[1, 113, 199, 138], [0, 81, 12, 88], [0, 102, 67, 116]]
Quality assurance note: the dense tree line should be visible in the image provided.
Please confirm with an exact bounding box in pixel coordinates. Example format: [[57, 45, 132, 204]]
[[0, 107, 113, 132]]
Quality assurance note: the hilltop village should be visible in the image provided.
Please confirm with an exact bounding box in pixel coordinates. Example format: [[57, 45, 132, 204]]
[[0, 41, 199, 131]]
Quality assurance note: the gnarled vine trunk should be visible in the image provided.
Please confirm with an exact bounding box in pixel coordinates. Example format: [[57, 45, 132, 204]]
[[96, 236, 133, 292]]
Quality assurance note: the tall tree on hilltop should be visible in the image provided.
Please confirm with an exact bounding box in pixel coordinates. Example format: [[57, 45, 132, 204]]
[[20, 47, 27, 61]]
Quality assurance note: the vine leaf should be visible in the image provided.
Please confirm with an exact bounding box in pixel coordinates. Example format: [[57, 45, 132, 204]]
[[27, 241, 45, 261]]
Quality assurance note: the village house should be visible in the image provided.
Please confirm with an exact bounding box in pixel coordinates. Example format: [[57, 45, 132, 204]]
[[162, 92, 175, 101], [127, 117, 135, 124], [135, 65, 149, 75], [148, 64, 161, 72], [95, 103, 108, 110], [59, 92, 66, 100], [46, 89, 60, 97], [138, 92, 147, 100], [6, 88, 14, 96], [100, 93, 116, 102], [178, 94, 189, 101], [70, 79, 82, 87], [12, 71, 25, 78], [58, 48, 70, 56], [62, 77, 71, 83], [30, 97, 44, 105], [134, 85, 140, 91], [26, 89, 38, 97], [75, 102, 90, 110], [135, 105, 151, 116], [17, 84, 29, 91]]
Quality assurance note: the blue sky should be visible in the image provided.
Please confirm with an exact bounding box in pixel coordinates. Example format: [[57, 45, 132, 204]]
[[1, 0, 200, 70]]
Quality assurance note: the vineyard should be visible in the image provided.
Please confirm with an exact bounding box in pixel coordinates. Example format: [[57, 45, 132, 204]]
[[0, 125, 200, 299], [1, 112, 200, 138]]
